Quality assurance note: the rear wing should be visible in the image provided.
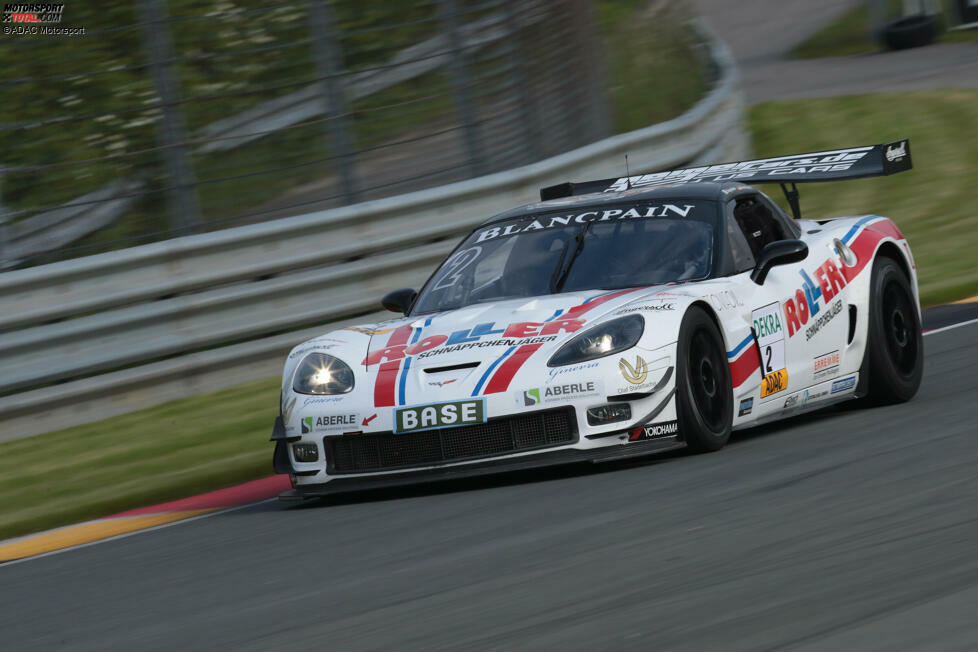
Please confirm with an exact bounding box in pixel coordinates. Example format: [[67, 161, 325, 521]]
[[540, 139, 912, 219]]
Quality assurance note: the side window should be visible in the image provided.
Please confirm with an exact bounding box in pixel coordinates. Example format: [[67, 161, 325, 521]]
[[733, 195, 787, 259], [725, 210, 756, 273], [757, 194, 801, 238]]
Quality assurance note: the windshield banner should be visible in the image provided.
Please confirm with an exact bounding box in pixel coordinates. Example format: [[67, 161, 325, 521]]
[[474, 203, 700, 242]]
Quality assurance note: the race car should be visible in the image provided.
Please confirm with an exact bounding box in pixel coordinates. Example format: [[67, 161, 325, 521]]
[[271, 140, 923, 499]]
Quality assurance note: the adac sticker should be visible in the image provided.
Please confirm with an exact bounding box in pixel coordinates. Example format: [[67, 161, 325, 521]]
[[761, 368, 788, 398]]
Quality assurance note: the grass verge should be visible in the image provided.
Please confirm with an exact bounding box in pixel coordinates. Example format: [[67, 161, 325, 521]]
[[6, 88, 977, 544], [790, 4, 978, 59], [0, 377, 279, 541], [751, 89, 978, 305]]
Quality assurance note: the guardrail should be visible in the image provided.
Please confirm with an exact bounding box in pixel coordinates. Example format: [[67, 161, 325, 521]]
[[0, 23, 747, 442]]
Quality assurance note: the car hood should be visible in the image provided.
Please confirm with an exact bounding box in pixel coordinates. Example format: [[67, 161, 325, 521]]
[[284, 285, 705, 412]]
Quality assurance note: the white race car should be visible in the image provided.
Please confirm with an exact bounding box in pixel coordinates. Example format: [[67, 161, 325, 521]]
[[272, 140, 922, 498]]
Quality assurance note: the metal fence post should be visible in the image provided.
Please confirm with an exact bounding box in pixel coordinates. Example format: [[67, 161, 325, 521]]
[[437, 0, 486, 177], [502, 1, 540, 165], [570, 0, 611, 144], [307, 0, 360, 205], [137, 0, 200, 236], [0, 172, 8, 268]]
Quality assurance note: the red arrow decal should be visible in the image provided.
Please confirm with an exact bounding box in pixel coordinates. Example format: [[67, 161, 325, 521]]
[[362, 413, 378, 427]]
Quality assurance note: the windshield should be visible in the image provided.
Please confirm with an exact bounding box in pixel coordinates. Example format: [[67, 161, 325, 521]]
[[412, 200, 718, 314]]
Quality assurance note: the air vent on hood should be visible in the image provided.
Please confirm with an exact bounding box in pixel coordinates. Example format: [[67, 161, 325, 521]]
[[423, 362, 480, 373]]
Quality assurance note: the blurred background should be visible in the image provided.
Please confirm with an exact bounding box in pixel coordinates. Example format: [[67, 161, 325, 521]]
[[0, 0, 710, 268]]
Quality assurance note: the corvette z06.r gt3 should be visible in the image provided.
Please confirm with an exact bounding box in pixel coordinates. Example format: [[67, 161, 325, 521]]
[[271, 140, 922, 498]]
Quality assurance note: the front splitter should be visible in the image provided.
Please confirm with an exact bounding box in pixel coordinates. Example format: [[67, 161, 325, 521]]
[[279, 437, 684, 500]]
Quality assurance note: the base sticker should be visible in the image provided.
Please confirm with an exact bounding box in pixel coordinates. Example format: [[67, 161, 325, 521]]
[[394, 399, 486, 434]]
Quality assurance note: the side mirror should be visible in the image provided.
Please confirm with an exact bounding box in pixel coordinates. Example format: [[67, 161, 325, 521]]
[[381, 288, 417, 315], [750, 240, 808, 285]]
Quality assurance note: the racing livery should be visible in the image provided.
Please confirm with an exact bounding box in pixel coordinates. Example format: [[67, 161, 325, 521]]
[[272, 140, 923, 498]]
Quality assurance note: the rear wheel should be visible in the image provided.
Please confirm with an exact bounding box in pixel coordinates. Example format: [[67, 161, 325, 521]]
[[862, 256, 923, 404], [676, 306, 732, 452]]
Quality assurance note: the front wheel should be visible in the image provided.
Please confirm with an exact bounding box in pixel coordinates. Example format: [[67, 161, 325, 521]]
[[862, 256, 923, 404], [676, 306, 733, 453]]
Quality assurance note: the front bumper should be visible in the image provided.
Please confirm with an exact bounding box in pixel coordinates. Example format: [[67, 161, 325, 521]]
[[278, 435, 685, 500]]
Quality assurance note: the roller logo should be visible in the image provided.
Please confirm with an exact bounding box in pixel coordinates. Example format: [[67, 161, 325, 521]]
[[784, 258, 848, 339], [2, 3, 63, 22], [363, 319, 584, 365]]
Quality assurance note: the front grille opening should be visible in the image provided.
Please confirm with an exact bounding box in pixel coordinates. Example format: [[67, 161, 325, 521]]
[[325, 407, 577, 474]]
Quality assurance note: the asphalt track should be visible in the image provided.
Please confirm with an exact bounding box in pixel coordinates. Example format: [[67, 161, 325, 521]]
[[2, 305, 977, 650]]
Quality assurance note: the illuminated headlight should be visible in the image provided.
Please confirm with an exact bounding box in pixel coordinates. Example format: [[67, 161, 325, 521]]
[[292, 353, 355, 395], [548, 315, 645, 366], [292, 443, 319, 463]]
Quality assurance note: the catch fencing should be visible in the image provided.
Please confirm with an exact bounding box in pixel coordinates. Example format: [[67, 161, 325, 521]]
[[0, 20, 747, 442], [0, 0, 609, 269]]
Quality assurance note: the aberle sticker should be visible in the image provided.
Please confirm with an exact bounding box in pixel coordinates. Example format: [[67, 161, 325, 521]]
[[517, 381, 602, 407], [301, 414, 359, 434]]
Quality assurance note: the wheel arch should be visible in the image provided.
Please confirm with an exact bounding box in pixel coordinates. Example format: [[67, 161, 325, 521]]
[[687, 299, 724, 339], [686, 298, 739, 356], [874, 239, 920, 315]]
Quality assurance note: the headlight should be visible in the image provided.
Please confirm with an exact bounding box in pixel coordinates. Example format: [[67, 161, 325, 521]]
[[547, 315, 644, 367], [292, 353, 355, 395]]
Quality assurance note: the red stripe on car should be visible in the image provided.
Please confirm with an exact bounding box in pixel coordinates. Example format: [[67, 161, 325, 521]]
[[842, 219, 904, 283], [373, 324, 414, 407], [483, 343, 545, 394], [565, 288, 644, 318], [481, 288, 646, 394], [729, 345, 761, 387]]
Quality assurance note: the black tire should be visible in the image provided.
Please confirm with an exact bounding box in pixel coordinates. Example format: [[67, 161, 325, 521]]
[[862, 256, 923, 404], [676, 306, 732, 452], [880, 14, 938, 51]]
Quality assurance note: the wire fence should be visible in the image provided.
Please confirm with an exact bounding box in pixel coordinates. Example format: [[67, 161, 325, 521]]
[[0, 0, 611, 269]]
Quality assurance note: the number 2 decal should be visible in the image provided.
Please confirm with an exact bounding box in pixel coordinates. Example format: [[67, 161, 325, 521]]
[[433, 247, 482, 291], [751, 301, 788, 398]]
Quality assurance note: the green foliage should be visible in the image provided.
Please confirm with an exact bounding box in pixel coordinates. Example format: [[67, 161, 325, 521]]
[[598, 1, 707, 131], [751, 90, 978, 305]]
